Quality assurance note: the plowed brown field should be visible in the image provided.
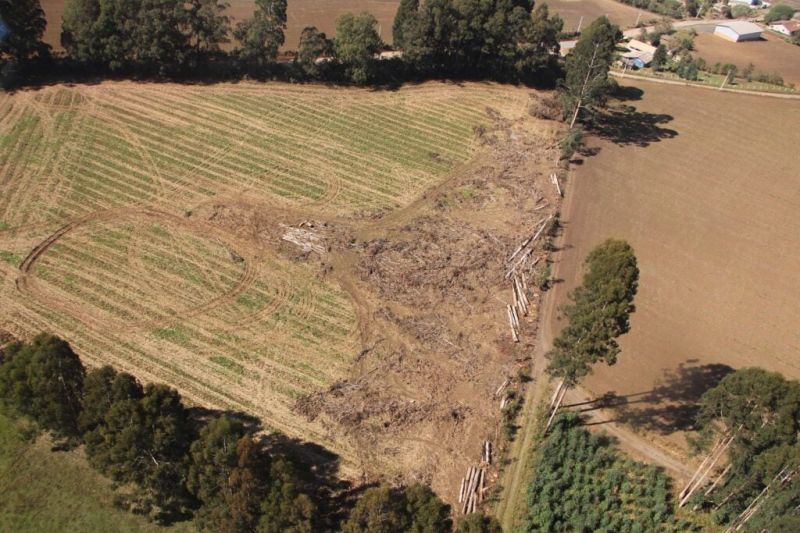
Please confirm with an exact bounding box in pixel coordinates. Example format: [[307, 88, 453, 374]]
[[552, 79, 800, 450], [694, 32, 800, 86]]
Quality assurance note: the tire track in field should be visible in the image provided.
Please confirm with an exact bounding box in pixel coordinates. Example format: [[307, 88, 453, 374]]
[[15, 208, 261, 334]]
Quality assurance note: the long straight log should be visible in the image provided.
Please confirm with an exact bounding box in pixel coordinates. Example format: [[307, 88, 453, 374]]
[[551, 173, 562, 197], [507, 305, 519, 342], [681, 435, 735, 507], [495, 379, 509, 397], [459, 478, 466, 503], [680, 438, 722, 500], [705, 464, 732, 496], [545, 384, 569, 431], [461, 467, 476, 514], [511, 305, 520, 330], [516, 276, 530, 309], [550, 379, 565, 409]]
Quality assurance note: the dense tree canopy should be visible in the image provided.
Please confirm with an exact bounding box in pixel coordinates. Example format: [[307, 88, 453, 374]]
[[0, 333, 85, 439], [84, 383, 195, 518], [61, 0, 193, 74], [234, 0, 287, 69], [187, 416, 247, 504], [392, 0, 419, 50], [342, 484, 451, 532], [0, 0, 49, 65], [693, 369, 800, 527], [186, 0, 231, 57], [49, 0, 567, 84], [547, 239, 639, 386], [334, 12, 383, 84], [296, 26, 332, 77], [79, 365, 143, 433], [399, 0, 562, 80], [457, 513, 503, 533]]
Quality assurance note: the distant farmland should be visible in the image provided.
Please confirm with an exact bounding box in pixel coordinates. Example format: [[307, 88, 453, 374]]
[[40, 0, 402, 51], [0, 81, 526, 467], [553, 80, 800, 448], [544, 0, 658, 33], [694, 33, 800, 86]]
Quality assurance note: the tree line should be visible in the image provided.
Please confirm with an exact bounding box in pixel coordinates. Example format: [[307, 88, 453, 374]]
[[1, 0, 564, 86], [0, 333, 498, 531]]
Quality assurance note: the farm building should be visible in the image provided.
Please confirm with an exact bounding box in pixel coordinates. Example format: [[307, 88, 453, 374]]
[[714, 21, 764, 42], [621, 50, 654, 69], [626, 39, 658, 55], [769, 20, 800, 36]]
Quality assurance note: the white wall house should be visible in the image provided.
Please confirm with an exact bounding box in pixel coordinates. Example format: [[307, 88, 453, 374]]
[[769, 20, 800, 36], [714, 21, 763, 42]]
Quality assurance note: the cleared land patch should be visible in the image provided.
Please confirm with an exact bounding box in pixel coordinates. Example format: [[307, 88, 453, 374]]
[[551, 80, 800, 454], [0, 81, 531, 474]]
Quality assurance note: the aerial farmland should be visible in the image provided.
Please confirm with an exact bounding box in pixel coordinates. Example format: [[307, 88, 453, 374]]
[[3, 0, 800, 531]]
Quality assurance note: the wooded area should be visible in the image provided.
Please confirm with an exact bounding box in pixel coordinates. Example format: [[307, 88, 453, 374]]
[[0, 333, 456, 530]]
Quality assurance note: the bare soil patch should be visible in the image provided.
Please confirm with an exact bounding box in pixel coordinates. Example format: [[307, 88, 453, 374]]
[[551, 79, 800, 454], [694, 32, 800, 86]]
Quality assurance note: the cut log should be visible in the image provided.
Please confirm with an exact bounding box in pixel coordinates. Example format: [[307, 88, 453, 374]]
[[495, 379, 510, 397], [705, 464, 731, 496], [507, 305, 519, 342], [551, 173, 562, 197]]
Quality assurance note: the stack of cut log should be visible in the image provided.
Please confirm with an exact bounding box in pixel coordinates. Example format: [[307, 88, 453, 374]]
[[504, 217, 550, 342], [504, 216, 550, 280], [458, 466, 486, 515]]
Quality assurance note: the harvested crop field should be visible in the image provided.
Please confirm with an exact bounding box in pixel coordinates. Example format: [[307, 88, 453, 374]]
[[0, 80, 562, 498], [552, 80, 800, 451], [694, 33, 800, 86], [545, 0, 657, 32], [40, 0, 402, 51]]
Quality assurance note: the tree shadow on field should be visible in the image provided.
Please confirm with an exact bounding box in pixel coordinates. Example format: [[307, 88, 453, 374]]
[[610, 85, 644, 102], [567, 361, 734, 435], [588, 104, 678, 148]]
